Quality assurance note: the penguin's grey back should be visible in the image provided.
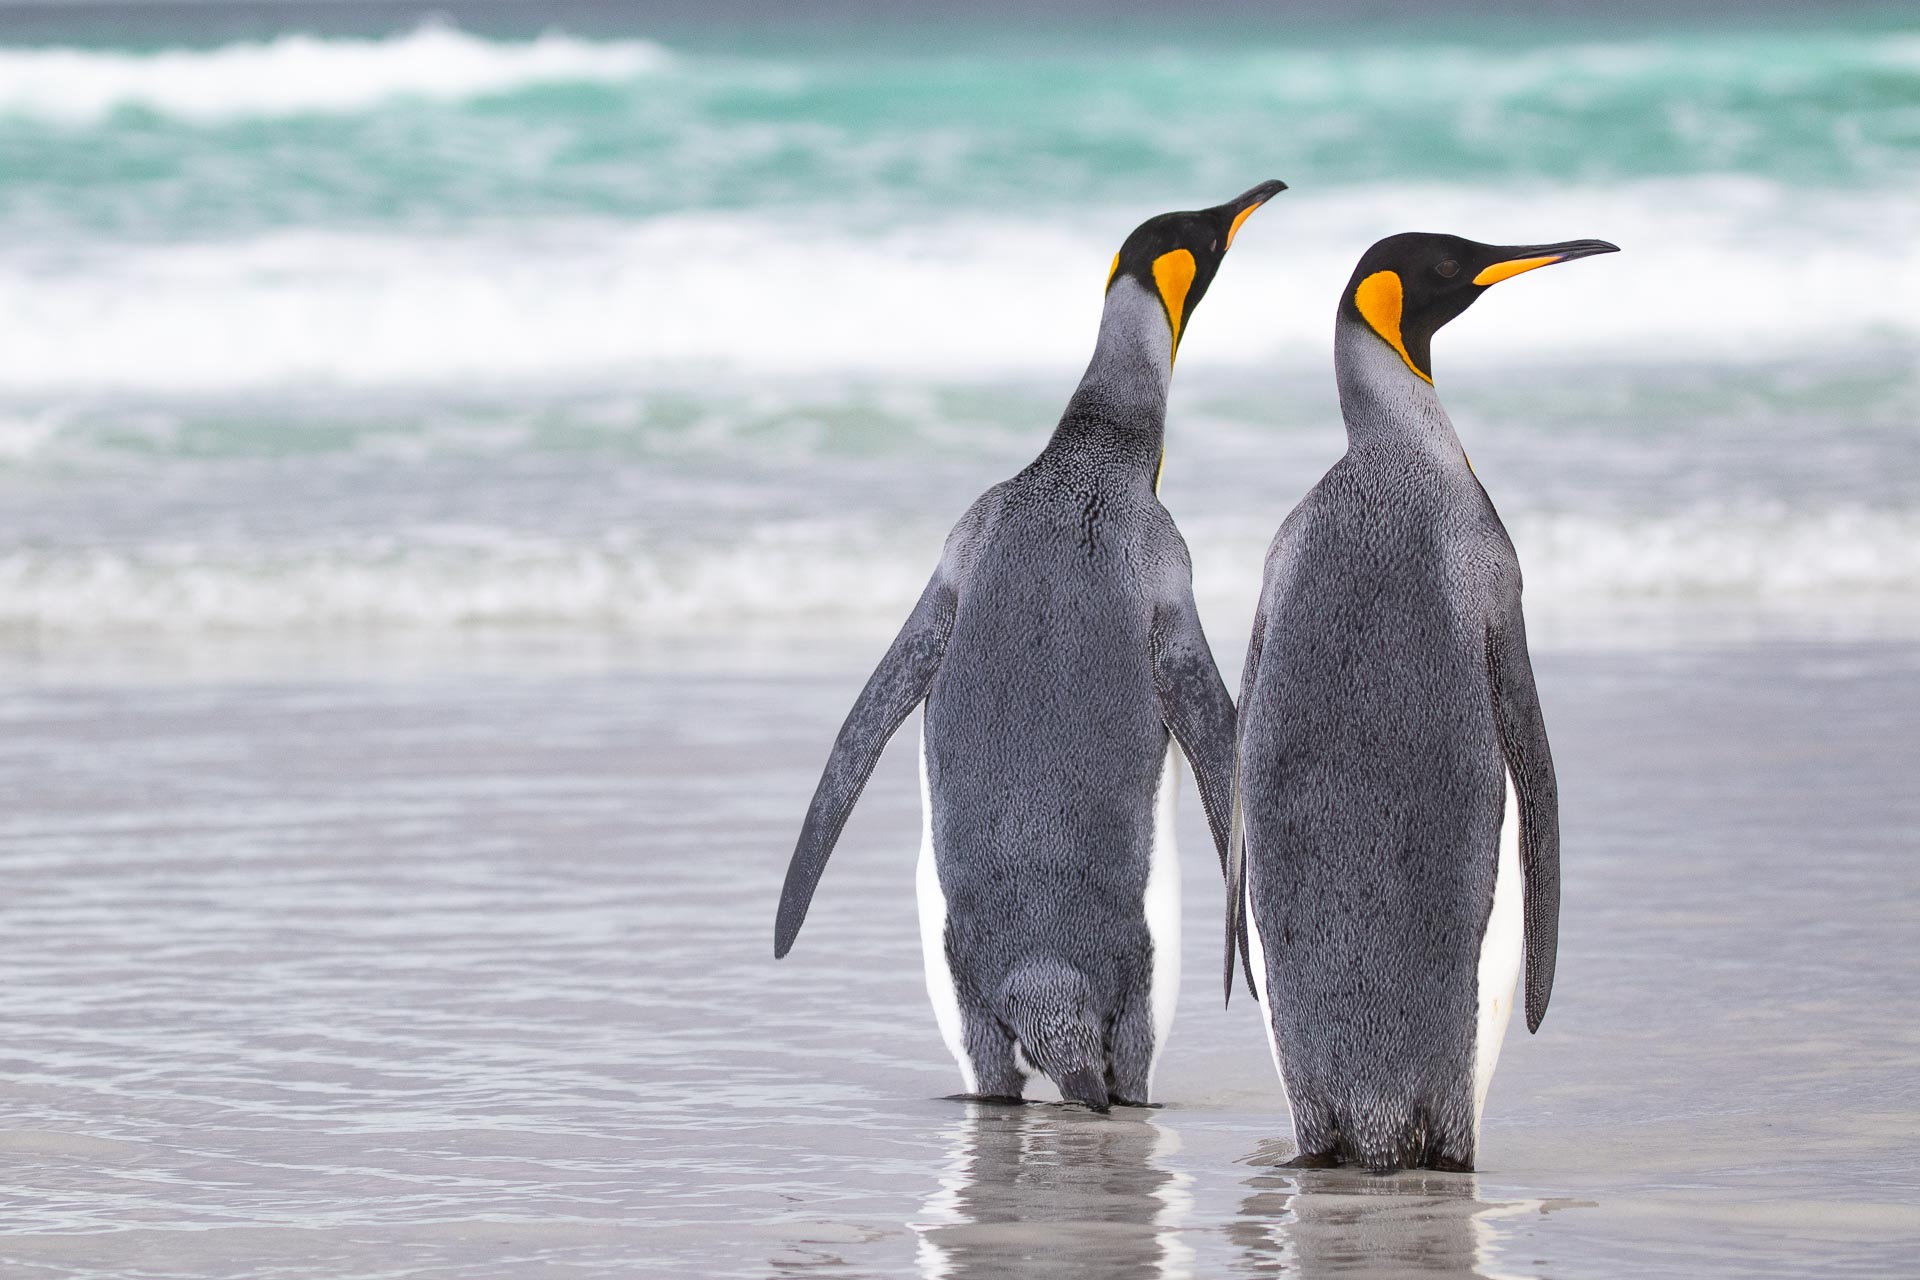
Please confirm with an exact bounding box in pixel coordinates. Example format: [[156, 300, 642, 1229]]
[[927, 451, 1181, 1070], [1241, 435, 1517, 1168]]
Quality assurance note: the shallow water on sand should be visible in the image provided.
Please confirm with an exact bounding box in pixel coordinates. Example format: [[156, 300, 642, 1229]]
[[0, 641, 1916, 1276]]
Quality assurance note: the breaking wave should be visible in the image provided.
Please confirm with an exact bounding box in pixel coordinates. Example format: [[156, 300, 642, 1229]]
[[1, 177, 1915, 393], [0, 23, 669, 124], [3, 506, 1916, 637]]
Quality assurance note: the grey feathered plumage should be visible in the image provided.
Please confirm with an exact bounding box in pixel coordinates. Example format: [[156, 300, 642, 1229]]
[[1231, 304, 1562, 1170], [778, 274, 1247, 1108]]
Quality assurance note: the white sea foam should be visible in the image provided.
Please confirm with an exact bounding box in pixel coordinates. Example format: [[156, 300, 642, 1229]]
[[1, 177, 1911, 393], [3, 505, 1916, 638], [1191, 505, 1920, 612], [0, 524, 933, 634], [1512, 507, 1920, 603], [0, 24, 669, 124]]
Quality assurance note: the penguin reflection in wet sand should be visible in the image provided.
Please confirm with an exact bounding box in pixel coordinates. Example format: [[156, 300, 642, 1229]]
[[1230, 232, 1617, 1169], [776, 180, 1287, 1111]]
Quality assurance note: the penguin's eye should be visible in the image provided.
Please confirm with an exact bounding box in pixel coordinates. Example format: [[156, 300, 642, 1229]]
[[1435, 259, 1460, 278]]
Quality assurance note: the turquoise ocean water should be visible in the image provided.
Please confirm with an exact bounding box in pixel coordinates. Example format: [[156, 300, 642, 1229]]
[[0, 4, 1916, 658]]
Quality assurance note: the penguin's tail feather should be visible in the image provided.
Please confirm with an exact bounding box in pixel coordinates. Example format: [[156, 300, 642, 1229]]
[[999, 960, 1109, 1113]]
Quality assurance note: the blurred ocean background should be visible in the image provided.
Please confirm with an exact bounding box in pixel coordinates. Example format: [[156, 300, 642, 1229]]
[[1, 0, 1916, 670], [2, 5, 1918, 1278]]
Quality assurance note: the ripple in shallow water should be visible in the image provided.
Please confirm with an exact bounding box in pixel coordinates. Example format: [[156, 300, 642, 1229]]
[[0, 648, 1916, 1276]]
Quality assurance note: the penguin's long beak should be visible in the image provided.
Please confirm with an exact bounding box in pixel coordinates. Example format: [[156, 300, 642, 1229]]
[[1472, 239, 1619, 287], [1213, 178, 1288, 250]]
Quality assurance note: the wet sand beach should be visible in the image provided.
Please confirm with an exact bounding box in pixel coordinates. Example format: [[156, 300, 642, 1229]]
[[1, 640, 1914, 1277]]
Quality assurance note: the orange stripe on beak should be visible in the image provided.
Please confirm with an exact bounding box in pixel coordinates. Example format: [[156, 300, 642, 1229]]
[[1225, 200, 1264, 251], [1472, 254, 1564, 287]]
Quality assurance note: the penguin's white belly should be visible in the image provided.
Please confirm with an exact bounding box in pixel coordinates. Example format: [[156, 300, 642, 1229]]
[[1143, 742, 1182, 1092], [1473, 770, 1525, 1133], [1243, 859, 1295, 1125], [915, 722, 976, 1092]]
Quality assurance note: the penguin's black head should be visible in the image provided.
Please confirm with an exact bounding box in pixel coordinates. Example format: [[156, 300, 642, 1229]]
[[1106, 178, 1286, 357], [1342, 232, 1619, 383]]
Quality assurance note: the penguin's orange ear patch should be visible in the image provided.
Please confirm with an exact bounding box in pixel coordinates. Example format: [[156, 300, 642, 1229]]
[[1107, 251, 1121, 290], [1353, 270, 1432, 384], [1153, 249, 1197, 352]]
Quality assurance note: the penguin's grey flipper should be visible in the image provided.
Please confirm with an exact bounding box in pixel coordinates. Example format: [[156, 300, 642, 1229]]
[[1225, 603, 1268, 1006], [1148, 596, 1236, 866], [775, 575, 956, 958], [1146, 595, 1246, 995], [1486, 597, 1560, 1033], [1226, 785, 1249, 1006], [1227, 508, 1312, 1005]]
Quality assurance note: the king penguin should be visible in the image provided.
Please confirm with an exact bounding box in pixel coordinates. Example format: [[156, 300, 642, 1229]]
[[1227, 231, 1617, 1169], [776, 180, 1287, 1111]]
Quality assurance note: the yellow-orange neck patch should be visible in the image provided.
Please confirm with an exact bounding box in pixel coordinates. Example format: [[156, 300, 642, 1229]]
[[1107, 251, 1121, 289], [1153, 249, 1197, 355], [1472, 254, 1561, 287], [1353, 269, 1432, 384]]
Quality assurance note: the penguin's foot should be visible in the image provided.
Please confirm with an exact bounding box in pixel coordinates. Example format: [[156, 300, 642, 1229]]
[[1355, 1155, 1475, 1175], [942, 1092, 1027, 1107], [1110, 1097, 1162, 1109], [1283, 1150, 1342, 1169]]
